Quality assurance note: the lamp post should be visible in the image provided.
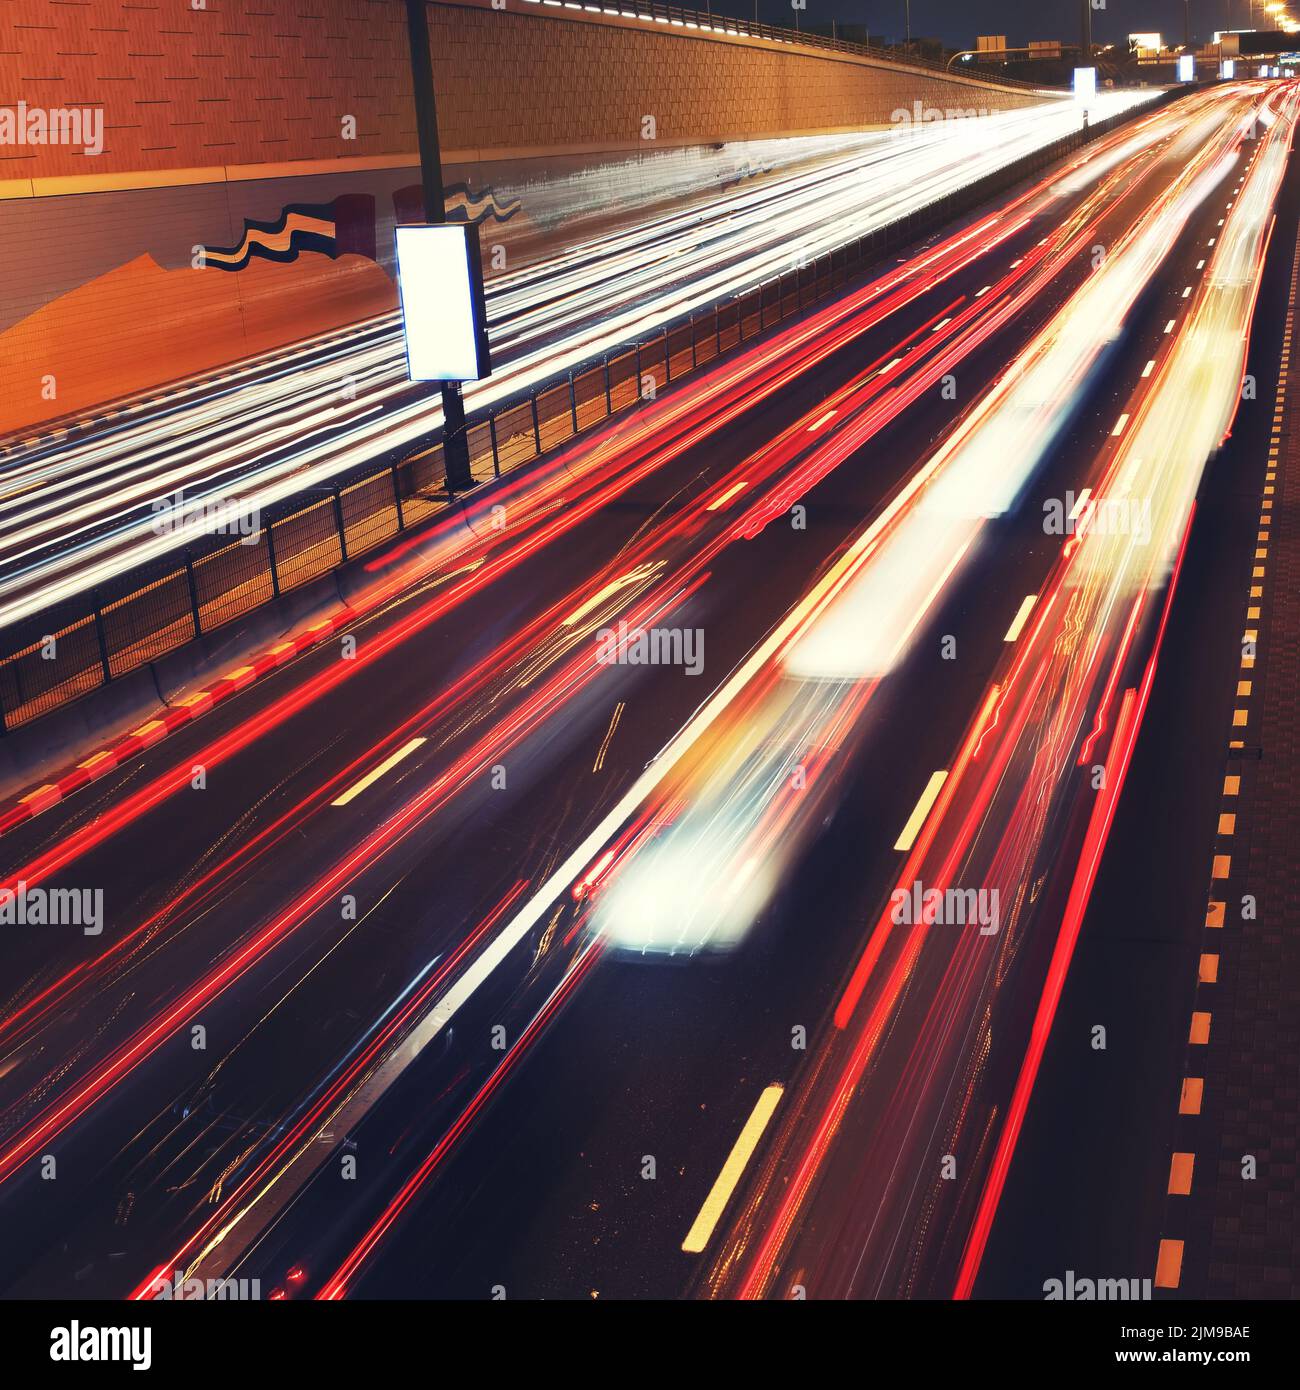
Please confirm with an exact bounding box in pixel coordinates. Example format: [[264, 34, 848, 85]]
[[403, 0, 473, 492]]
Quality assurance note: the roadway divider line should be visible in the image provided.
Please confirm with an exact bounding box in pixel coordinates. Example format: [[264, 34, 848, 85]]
[[331, 737, 428, 807], [681, 1084, 784, 1255], [894, 770, 949, 852], [1154, 208, 1300, 1295], [1003, 594, 1038, 642]]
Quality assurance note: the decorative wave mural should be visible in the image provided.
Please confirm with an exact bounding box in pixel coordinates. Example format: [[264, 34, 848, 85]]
[[391, 181, 523, 228], [202, 195, 379, 272], [199, 183, 518, 277], [1, 137, 814, 437]]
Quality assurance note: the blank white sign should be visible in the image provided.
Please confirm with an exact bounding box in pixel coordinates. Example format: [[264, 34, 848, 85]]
[[395, 224, 489, 382]]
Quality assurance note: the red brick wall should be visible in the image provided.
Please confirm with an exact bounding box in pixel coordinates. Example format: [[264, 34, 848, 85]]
[[1, 0, 412, 180]]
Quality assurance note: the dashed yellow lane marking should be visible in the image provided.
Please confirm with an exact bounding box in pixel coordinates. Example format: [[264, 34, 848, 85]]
[[1155, 1239, 1184, 1289], [1003, 594, 1037, 643], [331, 737, 428, 807], [1168, 1153, 1195, 1196], [1156, 220, 1299, 1295], [681, 1083, 784, 1255], [894, 770, 948, 852], [1179, 1078, 1204, 1115]]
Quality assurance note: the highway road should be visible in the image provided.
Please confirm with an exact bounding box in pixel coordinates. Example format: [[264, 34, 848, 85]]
[[0, 80, 1290, 1303], [0, 95, 1151, 632]]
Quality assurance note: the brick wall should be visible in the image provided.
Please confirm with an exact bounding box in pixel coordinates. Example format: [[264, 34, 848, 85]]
[[1, 0, 1044, 187], [0, 0, 1050, 436]]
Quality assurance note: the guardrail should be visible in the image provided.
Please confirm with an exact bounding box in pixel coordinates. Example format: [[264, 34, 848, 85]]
[[514, 0, 1055, 93], [0, 94, 1170, 735]]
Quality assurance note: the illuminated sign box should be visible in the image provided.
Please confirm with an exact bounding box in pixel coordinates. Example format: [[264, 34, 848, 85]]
[[1073, 66, 1097, 102], [395, 223, 491, 383], [1177, 54, 1196, 82]]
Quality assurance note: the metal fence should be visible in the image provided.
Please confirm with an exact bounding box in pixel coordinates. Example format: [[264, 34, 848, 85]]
[[0, 94, 1171, 735], [514, 0, 1053, 94]]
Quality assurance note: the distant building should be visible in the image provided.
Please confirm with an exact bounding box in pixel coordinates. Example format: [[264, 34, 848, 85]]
[[1129, 31, 1164, 59]]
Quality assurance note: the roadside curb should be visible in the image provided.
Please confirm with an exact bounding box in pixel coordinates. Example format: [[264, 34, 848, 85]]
[[0, 608, 353, 838]]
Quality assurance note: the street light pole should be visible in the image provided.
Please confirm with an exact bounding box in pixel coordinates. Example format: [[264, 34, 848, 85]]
[[403, 0, 473, 492], [1080, 0, 1092, 61]]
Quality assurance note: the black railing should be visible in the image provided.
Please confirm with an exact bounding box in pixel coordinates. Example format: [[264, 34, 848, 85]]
[[513, 0, 1055, 93]]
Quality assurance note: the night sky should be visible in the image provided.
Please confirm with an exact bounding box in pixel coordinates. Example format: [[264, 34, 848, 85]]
[[740, 1, 1274, 48]]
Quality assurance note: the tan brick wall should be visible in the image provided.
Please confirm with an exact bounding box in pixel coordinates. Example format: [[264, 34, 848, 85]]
[[435, 3, 1040, 159], [0, 0, 1046, 188]]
